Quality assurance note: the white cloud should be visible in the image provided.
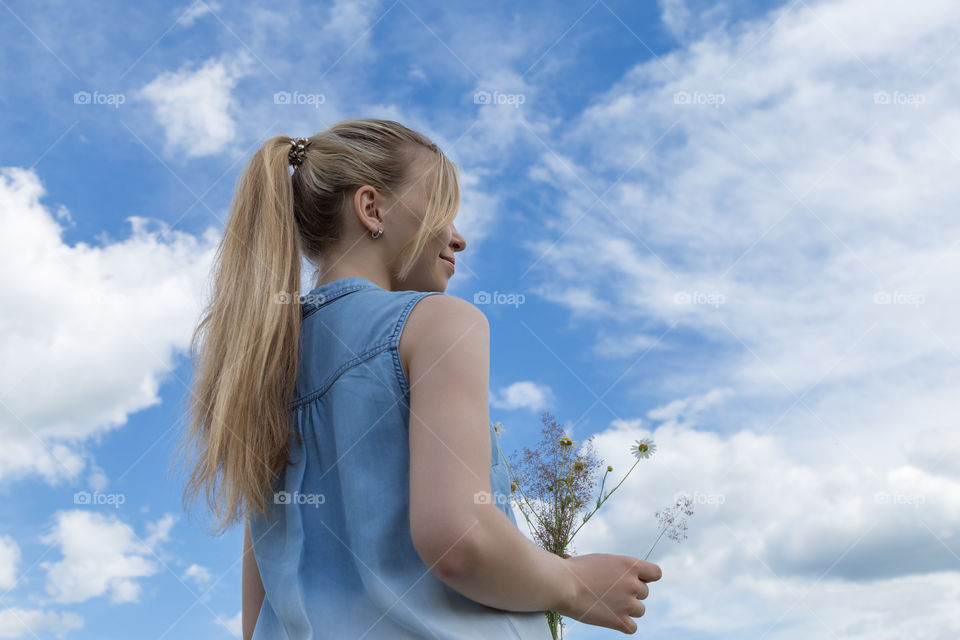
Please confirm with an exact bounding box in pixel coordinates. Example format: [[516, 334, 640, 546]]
[[0, 167, 218, 484], [645, 387, 733, 423], [145, 513, 177, 549], [39, 510, 169, 604], [181, 563, 212, 587], [408, 66, 427, 82], [215, 610, 242, 636], [592, 330, 669, 360], [657, 0, 732, 42], [491, 380, 555, 412], [658, 0, 692, 41], [513, 0, 960, 635], [135, 52, 253, 158], [562, 405, 960, 638], [520, 0, 960, 470], [321, 0, 381, 51], [175, 0, 221, 28], [0, 608, 83, 639], [0, 536, 20, 591]]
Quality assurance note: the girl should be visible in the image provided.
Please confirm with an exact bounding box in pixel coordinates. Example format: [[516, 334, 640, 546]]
[[178, 118, 660, 639]]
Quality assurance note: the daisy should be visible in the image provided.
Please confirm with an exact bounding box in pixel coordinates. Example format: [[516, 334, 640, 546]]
[[559, 436, 573, 447], [630, 438, 656, 460]]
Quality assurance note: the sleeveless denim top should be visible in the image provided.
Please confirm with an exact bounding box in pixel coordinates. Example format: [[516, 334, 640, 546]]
[[248, 277, 553, 639]]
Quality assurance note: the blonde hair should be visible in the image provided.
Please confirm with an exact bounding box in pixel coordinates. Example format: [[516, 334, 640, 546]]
[[176, 118, 460, 535]]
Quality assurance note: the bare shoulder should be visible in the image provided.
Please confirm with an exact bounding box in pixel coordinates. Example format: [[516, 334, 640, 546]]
[[399, 294, 489, 381]]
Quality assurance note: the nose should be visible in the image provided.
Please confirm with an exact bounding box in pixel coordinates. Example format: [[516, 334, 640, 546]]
[[450, 224, 466, 253]]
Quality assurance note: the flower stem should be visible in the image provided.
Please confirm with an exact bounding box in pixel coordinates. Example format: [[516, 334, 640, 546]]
[[643, 526, 667, 561], [567, 456, 642, 542], [497, 436, 549, 532]]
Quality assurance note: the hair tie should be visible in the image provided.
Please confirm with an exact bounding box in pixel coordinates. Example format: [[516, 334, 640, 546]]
[[288, 137, 310, 168]]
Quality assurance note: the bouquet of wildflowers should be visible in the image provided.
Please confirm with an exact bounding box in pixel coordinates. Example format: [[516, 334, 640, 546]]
[[493, 412, 693, 640]]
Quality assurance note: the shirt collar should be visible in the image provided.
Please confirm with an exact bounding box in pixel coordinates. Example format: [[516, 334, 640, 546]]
[[301, 276, 382, 315]]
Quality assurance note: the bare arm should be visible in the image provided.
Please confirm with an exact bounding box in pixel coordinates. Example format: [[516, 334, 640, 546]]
[[402, 295, 575, 613], [242, 518, 265, 640]]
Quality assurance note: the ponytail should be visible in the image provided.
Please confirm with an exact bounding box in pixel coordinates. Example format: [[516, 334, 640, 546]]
[[177, 136, 303, 535]]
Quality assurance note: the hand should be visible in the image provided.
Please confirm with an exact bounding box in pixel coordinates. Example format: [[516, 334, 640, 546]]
[[556, 553, 661, 635]]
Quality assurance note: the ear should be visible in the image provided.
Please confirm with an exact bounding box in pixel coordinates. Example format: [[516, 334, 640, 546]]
[[352, 185, 382, 235]]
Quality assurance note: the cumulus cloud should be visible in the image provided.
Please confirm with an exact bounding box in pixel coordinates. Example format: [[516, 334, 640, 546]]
[[0, 167, 218, 484], [39, 510, 174, 604], [215, 609, 242, 636], [0, 536, 20, 591], [181, 563, 213, 587], [0, 608, 83, 638], [491, 380, 555, 412], [565, 391, 960, 638], [135, 52, 254, 158]]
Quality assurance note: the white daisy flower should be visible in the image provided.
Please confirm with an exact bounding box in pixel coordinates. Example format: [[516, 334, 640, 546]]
[[630, 438, 656, 460]]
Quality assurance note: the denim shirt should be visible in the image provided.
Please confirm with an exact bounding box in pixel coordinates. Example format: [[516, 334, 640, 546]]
[[248, 277, 553, 639]]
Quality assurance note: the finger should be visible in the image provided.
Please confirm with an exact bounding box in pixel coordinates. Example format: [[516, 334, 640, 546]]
[[629, 600, 646, 619], [636, 581, 649, 600], [637, 561, 662, 582]]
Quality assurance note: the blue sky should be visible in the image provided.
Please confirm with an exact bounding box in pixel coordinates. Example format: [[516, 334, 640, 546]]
[[1, 0, 959, 638]]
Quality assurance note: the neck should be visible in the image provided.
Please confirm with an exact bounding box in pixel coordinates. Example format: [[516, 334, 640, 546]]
[[316, 252, 394, 291]]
